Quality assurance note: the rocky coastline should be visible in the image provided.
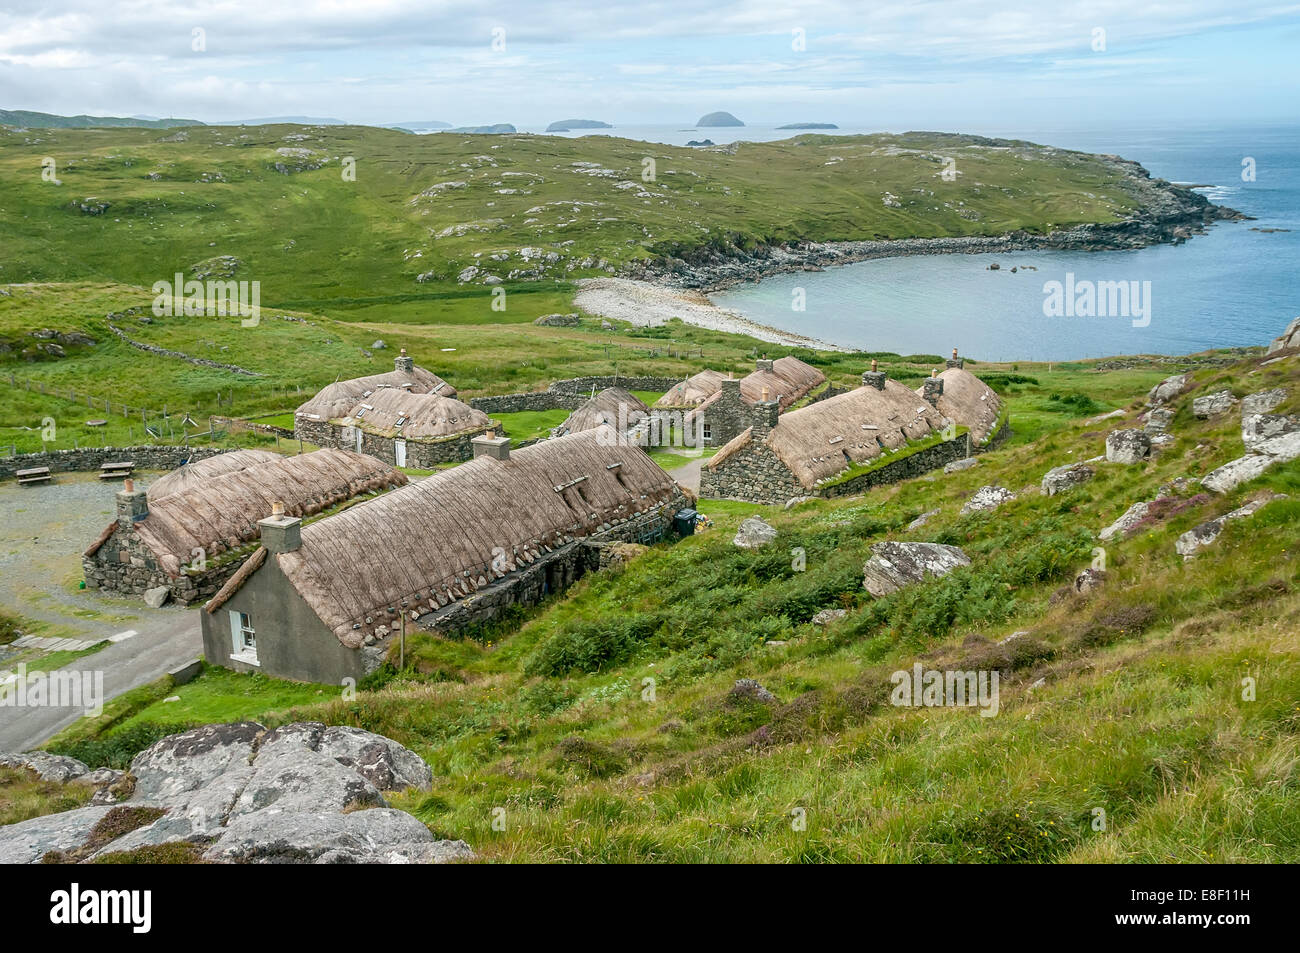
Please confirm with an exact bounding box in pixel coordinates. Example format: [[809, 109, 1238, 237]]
[[621, 158, 1249, 293]]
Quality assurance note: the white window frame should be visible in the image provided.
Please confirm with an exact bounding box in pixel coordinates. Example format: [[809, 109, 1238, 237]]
[[228, 609, 260, 665]]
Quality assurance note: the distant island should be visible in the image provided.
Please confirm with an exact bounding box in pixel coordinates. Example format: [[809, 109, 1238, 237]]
[[383, 120, 452, 131], [697, 111, 744, 127], [686, 139, 715, 147], [215, 116, 346, 126], [777, 122, 838, 130], [443, 123, 516, 134], [546, 119, 613, 132], [0, 108, 199, 129]]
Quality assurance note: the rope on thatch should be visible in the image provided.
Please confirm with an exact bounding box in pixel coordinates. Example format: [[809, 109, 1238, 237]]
[[147, 449, 283, 500], [121, 449, 406, 568], [555, 387, 648, 437], [336, 387, 491, 440], [270, 427, 680, 648], [766, 379, 947, 488], [294, 366, 455, 421], [923, 368, 1003, 445], [653, 369, 728, 408]]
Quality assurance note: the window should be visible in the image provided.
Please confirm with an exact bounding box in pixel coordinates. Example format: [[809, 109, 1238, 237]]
[[702, 423, 712, 441], [229, 610, 258, 664]]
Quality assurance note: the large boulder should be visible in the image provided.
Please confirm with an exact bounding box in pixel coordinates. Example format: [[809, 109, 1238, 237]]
[[1144, 407, 1174, 435], [1201, 454, 1273, 494], [0, 752, 89, 783], [1, 721, 450, 865], [943, 457, 978, 474], [1193, 390, 1237, 419], [960, 485, 1014, 515], [1041, 462, 1095, 496], [862, 542, 970, 597], [1148, 374, 1188, 405], [733, 516, 777, 549], [1243, 414, 1300, 452], [143, 586, 170, 608], [203, 809, 471, 865], [1105, 429, 1151, 464], [1267, 317, 1300, 355], [1241, 388, 1286, 416], [1175, 494, 1287, 558], [1098, 501, 1151, 541]]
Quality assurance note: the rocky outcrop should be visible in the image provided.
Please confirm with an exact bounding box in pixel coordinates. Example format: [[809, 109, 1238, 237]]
[[1241, 388, 1286, 416], [1175, 494, 1287, 558], [1267, 317, 1300, 355], [1041, 462, 1095, 496], [1242, 413, 1300, 451], [907, 508, 940, 530], [1098, 501, 1152, 541], [733, 516, 777, 549], [1193, 390, 1237, 418], [0, 722, 464, 865], [1148, 374, 1188, 405], [1144, 407, 1174, 435], [533, 312, 581, 326], [1105, 429, 1151, 464], [0, 752, 89, 783], [960, 485, 1014, 515], [862, 542, 970, 597], [1202, 431, 1300, 493]]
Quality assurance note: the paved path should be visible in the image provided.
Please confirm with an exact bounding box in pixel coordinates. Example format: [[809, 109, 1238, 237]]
[[0, 609, 201, 753], [667, 457, 703, 494]]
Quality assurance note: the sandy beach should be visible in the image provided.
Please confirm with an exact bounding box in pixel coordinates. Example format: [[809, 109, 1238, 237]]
[[573, 277, 847, 351]]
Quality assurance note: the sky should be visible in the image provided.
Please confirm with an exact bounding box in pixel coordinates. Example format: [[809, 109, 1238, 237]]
[[1, 1, 1298, 130]]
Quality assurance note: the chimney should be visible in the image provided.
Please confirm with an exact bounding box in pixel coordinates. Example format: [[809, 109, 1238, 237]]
[[720, 377, 742, 399], [752, 389, 780, 437], [923, 368, 945, 405], [755, 357, 774, 373], [862, 358, 886, 390], [472, 429, 511, 460], [258, 501, 302, 554], [394, 348, 414, 374], [115, 478, 149, 526], [946, 347, 964, 370]]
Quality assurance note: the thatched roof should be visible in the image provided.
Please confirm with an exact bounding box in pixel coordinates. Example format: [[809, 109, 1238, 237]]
[[555, 387, 648, 437], [921, 368, 1003, 445], [89, 449, 406, 576], [295, 366, 455, 421], [211, 427, 681, 648], [708, 380, 946, 489], [146, 449, 283, 500], [654, 369, 728, 407], [338, 388, 491, 440], [743, 356, 826, 408]]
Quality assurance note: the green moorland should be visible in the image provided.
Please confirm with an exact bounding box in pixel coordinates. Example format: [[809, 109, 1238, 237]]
[[0, 125, 1142, 324], [36, 347, 1300, 862]]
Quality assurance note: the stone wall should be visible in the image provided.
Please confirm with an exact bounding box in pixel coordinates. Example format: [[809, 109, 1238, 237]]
[[971, 416, 1012, 455], [699, 379, 750, 447], [295, 416, 493, 467], [468, 375, 681, 414], [0, 445, 228, 482], [83, 524, 246, 605], [701, 432, 973, 505], [819, 434, 971, 498]]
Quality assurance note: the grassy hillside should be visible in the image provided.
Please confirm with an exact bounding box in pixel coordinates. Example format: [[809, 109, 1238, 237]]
[[0, 126, 1144, 323], [41, 346, 1300, 862]]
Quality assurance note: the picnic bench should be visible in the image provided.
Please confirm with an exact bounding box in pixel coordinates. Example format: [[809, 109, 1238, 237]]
[[15, 466, 52, 485], [99, 461, 134, 480]]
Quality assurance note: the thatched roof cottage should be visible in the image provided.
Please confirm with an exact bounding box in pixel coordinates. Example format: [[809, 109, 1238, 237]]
[[554, 387, 648, 440], [700, 357, 1004, 504], [201, 428, 690, 684], [146, 448, 282, 499], [655, 356, 826, 447], [84, 449, 406, 605], [294, 350, 494, 467]]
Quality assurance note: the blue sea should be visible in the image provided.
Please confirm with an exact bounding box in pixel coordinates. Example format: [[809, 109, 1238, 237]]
[[626, 120, 1300, 362]]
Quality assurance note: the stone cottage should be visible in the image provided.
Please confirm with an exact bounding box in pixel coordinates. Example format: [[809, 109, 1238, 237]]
[[917, 350, 1006, 449], [700, 363, 979, 504], [202, 427, 690, 684], [84, 449, 406, 605], [294, 350, 494, 466], [653, 356, 826, 447], [553, 387, 649, 442]]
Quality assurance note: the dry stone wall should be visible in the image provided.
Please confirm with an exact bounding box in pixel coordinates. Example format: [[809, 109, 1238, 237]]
[[0, 445, 227, 482]]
